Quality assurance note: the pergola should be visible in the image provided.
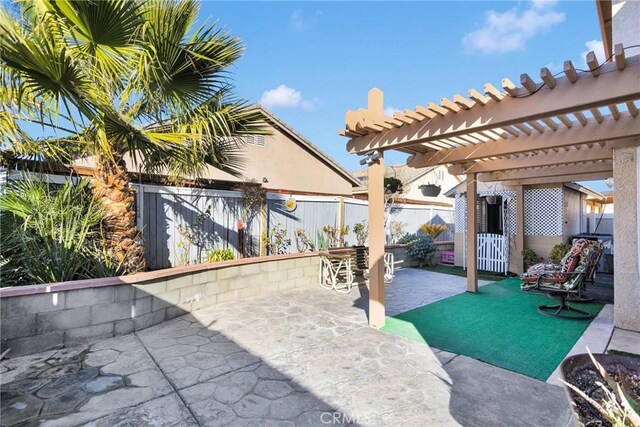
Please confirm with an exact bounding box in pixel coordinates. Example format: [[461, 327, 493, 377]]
[[340, 44, 640, 328]]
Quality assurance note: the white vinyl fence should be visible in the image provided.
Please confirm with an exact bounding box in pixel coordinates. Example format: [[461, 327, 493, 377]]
[[476, 233, 509, 274]]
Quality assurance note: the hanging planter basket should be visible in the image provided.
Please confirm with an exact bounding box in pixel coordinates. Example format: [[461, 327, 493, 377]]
[[384, 177, 403, 194], [419, 184, 441, 197]]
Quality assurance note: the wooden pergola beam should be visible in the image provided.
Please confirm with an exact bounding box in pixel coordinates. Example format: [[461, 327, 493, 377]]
[[500, 171, 614, 186], [447, 141, 633, 174], [479, 161, 613, 182], [345, 57, 640, 154], [407, 114, 640, 168]]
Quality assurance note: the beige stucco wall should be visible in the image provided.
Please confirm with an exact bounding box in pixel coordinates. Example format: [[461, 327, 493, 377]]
[[74, 122, 356, 196], [402, 166, 460, 206], [240, 123, 355, 196], [612, 146, 640, 331], [563, 187, 583, 242]]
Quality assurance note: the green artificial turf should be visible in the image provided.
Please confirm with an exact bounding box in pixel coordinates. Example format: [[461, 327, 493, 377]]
[[382, 278, 603, 381]]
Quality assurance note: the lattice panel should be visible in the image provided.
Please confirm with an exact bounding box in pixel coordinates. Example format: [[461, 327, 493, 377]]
[[524, 187, 563, 236], [454, 191, 516, 234], [454, 194, 466, 233]]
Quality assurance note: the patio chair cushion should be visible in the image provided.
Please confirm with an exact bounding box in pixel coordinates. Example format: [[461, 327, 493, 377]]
[[520, 239, 589, 284]]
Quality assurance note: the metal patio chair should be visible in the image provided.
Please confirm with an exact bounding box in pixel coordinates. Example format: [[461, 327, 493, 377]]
[[318, 249, 355, 293], [520, 239, 595, 319]]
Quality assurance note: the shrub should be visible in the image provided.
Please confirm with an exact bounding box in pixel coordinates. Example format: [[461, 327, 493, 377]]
[[522, 248, 543, 267], [206, 248, 235, 262], [398, 233, 437, 266], [261, 224, 291, 255], [323, 225, 349, 248], [0, 178, 113, 286], [295, 229, 314, 252], [388, 221, 407, 244], [549, 243, 572, 263], [419, 223, 448, 240], [353, 221, 368, 246]]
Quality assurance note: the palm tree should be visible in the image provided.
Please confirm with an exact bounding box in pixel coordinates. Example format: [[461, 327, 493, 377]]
[[0, 0, 266, 273]]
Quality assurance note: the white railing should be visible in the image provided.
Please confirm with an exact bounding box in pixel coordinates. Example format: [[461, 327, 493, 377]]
[[477, 233, 509, 274]]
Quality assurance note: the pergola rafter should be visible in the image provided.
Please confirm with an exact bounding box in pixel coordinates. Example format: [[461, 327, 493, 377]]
[[344, 51, 640, 156], [340, 44, 640, 329], [478, 161, 613, 182], [447, 138, 637, 174]]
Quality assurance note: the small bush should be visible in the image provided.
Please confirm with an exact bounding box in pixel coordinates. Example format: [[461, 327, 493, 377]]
[[419, 223, 448, 240], [0, 178, 111, 286], [206, 248, 235, 262], [294, 229, 314, 252], [522, 248, 543, 267], [322, 225, 349, 248], [261, 224, 291, 255], [353, 221, 368, 246], [398, 233, 437, 266], [388, 221, 407, 244], [549, 243, 572, 263]]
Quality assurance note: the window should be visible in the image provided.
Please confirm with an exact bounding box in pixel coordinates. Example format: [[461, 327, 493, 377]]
[[246, 135, 255, 145], [256, 135, 266, 147], [479, 195, 503, 234]]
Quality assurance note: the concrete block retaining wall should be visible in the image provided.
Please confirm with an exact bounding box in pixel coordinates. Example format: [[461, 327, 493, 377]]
[[0, 253, 320, 358]]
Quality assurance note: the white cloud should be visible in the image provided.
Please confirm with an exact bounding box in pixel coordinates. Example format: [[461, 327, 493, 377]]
[[289, 9, 322, 31], [259, 85, 322, 111], [581, 40, 606, 66], [259, 85, 301, 108], [463, 1, 565, 54], [300, 97, 323, 112], [384, 107, 401, 117]]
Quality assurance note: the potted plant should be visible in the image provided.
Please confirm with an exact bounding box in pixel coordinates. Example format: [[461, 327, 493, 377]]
[[560, 351, 640, 426], [384, 177, 403, 194], [322, 225, 350, 248], [419, 183, 441, 197], [353, 221, 368, 247]]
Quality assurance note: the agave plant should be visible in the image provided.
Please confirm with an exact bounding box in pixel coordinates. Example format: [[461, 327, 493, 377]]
[[0, 0, 266, 273]]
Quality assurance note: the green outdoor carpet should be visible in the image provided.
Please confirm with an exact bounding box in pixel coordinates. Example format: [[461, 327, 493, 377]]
[[382, 278, 603, 381]]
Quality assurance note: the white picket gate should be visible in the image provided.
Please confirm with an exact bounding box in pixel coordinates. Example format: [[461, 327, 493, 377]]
[[477, 233, 509, 274]]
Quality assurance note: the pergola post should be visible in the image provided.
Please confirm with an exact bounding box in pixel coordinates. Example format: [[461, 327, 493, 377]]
[[515, 185, 525, 274], [466, 173, 478, 292], [368, 151, 385, 328]]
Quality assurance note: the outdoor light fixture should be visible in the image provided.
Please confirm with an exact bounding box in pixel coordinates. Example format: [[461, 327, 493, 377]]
[[359, 151, 381, 166], [605, 177, 614, 188]]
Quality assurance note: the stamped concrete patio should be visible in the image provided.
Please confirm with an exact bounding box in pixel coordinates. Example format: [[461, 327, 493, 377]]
[[1, 269, 573, 426]]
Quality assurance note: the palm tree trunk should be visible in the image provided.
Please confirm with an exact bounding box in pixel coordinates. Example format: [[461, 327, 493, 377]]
[[92, 153, 146, 273]]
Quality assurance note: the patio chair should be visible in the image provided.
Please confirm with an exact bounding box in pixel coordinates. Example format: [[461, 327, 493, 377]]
[[318, 249, 355, 293], [520, 239, 594, 319], [360, 249, 395, 284], [521, 239, 602, 302]]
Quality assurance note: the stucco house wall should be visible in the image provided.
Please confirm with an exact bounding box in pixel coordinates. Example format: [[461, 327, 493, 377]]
[[72, 107, 359, 197]]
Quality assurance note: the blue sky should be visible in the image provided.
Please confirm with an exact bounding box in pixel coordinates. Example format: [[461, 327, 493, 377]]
[[203, 1, 609, 190]]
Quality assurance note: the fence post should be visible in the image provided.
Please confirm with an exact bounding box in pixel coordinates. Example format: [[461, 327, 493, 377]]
[[259, 199, 267, 256], [338, 196, 345, 247]]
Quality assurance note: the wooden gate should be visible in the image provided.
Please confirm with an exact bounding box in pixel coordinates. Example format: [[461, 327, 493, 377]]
[[477, 233, 508, 273]]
